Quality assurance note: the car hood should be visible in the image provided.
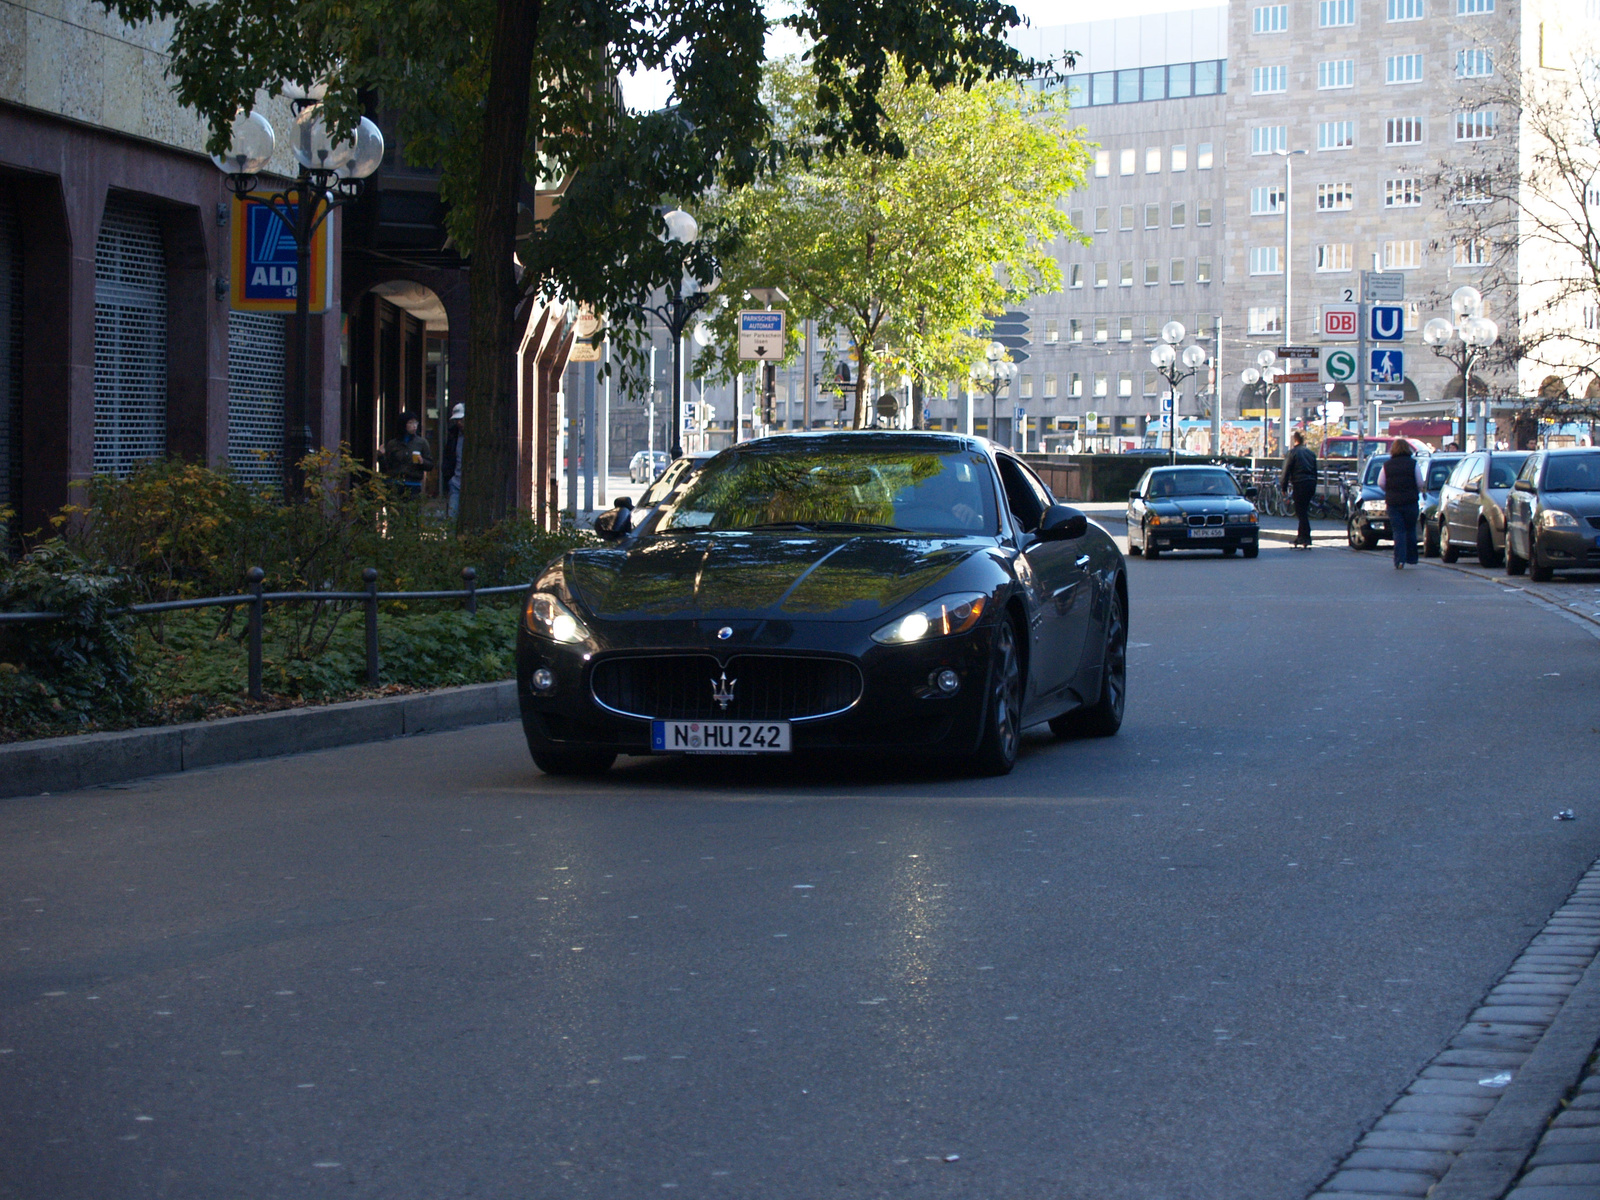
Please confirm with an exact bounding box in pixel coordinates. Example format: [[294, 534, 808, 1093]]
[[1540, 489, 1600, 512], [1146, 496, 1255, 515], [563, 534, 989, 622]]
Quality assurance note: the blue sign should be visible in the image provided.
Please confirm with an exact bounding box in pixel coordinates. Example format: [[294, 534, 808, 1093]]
[[1369, 304, 1405, 342], [740, 311, 783, 334], [1369, 349, 1405, 384], [243, 202, 299, 301], [229, 194, 330, 313], [1160, 395, 1174, 413]]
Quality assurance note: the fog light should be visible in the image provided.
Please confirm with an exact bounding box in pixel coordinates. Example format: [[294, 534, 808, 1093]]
[[532, 667, 555, 693], [935, 669, 960, 695]]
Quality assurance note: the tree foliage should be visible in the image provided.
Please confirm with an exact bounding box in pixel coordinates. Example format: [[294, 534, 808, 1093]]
[[693, 58, 1088, 427]]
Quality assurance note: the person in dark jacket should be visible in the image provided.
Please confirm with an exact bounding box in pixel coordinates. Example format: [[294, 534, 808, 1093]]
[[1377, 437, 1424, 569], [1280, 431, 1319, 549], [380, 413, 434, 499]]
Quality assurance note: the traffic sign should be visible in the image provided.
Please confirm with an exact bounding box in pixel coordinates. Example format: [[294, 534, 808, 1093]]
[[1371, 389, 1405, 400], [1322, 348, 1359, 384], [1276, 371, 1319, 384], [1363, 271, 1405, 302], [1369, 348, 1405, 385], [1160, 396, 1174, 413], [1277, 345, 1320, 359], [738, 310, 785, 361], [1322, 304, 1359, 341], [1083, 410, 1098, 431], [1369, 305, 1405, 342]]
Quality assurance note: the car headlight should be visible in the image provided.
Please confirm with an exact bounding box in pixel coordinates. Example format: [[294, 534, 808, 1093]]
[[1149, 512, 1180, 526], [872, 593, 988, 645], [1539, 509, 1581, 529], [1227, 512, 1258, 524], [1363, 499, 1388, 514], [524, 592, 591, 644]]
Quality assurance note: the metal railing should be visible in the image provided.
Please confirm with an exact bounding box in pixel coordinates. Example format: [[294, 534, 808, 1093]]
[[0, 567, 529, 700], [1232, 464, 1353, 520]]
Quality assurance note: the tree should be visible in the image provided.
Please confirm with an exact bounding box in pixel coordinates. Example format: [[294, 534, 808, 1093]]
[[95, 0, 1048, 527], [694, 57, 1089, 428]]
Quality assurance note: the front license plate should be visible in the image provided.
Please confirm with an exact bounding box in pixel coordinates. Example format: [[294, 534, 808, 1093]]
[[652, 720, 791, 754], [1190, 527, 1225, 538]]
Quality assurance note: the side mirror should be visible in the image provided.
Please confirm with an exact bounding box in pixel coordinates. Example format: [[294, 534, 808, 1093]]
[[1036, 504, 1089, 541], [1513, 479, 1535, 492], [1245, 486, 1259, 499], [1127, 489, 1140, 502], [593, 498, 633, 540]]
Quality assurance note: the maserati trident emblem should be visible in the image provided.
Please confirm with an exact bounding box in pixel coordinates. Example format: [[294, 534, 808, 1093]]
[[716, 626, 734, 640], [711, 669, 737, 712]]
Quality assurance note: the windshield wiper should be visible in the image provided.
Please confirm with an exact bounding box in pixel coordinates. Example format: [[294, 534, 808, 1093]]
[[738, 521, 912, 533]]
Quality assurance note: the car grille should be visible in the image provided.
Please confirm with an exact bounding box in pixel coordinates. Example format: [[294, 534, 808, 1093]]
[[591, 655, 864, 722], [1187, 514, 1225, 527]]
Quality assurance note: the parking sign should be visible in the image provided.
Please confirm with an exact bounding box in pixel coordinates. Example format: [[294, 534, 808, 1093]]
[[1322, 305, 1359, 341]]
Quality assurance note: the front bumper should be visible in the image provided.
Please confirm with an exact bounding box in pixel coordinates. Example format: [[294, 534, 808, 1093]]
[[1534, 527, 1600, 570], [1148, 524, 1258, 551]]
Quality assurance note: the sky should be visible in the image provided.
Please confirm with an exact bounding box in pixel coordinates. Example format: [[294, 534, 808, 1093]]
[[618, 0, 1222, 113]]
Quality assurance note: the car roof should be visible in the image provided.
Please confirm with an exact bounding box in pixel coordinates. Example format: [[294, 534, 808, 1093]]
[[1146, 464, 1231, 473], [1541, 446, 1600, 454]]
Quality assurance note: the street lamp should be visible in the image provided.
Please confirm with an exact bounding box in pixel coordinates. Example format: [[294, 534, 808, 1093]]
[[969, 341, 1019, 446], [1150, 321, 1208, 464], [1240, 349, 1281, 458], [642, 208, 716, 459], [1423, 286, 1500, 452], [214, 100, 384, 495]]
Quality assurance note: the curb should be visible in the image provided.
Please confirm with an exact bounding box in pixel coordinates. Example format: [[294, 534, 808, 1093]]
[[1423, 558, 1600, 635], [0, 680, 520, 800], [1309, 857, 1600, 1200]]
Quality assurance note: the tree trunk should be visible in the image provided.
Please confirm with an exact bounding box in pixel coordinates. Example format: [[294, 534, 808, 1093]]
[[853, 351, 873, 428], [458, 0, 540, 531]]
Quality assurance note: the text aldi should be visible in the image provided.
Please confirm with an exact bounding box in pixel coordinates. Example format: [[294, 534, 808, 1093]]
[[229, 193, 333, 314]]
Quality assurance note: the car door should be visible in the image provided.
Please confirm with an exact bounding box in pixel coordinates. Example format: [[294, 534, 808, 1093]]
[[1446, 454, 1483, 543], [996, 454, 1090, 707], [1507, 452, 1542, 557], [1129, 470, 1153, 549]]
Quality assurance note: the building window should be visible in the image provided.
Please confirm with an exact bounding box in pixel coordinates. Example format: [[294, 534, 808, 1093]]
[[1317, 182, 1354, 210], [1120, 261, 1134, 286], [1069, 207, 1085, 230], [1171, 202, 1186, 227], [1094, 206, 1109, 232], [1251, 186, 1286, 215], [1170, 258, 1186, 284], [1094, 150, 1111, 177], [1069, 264, 1083, 288], [1119, 315, 1134, 340], [1070, 372, 1083, 398], [1252, 125, 1288, 154], [1070, 318, 1083, 342], [1196, 202, 1213, 225], [1143, 316, 1161, 339], [1094, 262, 1108, 287], [1093, 373, 1108, 397], [1120, 205, 1135, 230], [1406, 301, 1421, 330], [1456, 110, 1496, 140], [1120, 148, 1136, 174], [1318, 59, 1355, 88], [1387, 117, 1425, 145], [1254, 65, 1288, 93], [1458, 0, 1493, 13], [1454, 237, 1491, 265], [1094, 317, 1108, 341], [1458, 49, 1494, 76], [1045, 319, 1059, 344], [1250, 246, 1283, 274], [1318, 120, 1356, 150], [1315, 243, 1353, 271], [1143, 66, 1166, 101], [1454, 173, 1490, 203], [1389, 0, 1424, 17], [1586, 308, 1600, 333], [1320, 0, 1355, 25], [1195, 313, 1215, 337], [1145, 203, 1161, 228], [1248, 307, 1283, 335], [1385, 177, 1422, 206], [1043, 374, 1059, 399], [1387, 54, 1424, 83], [1172, 144, 1188, 171], [1117, 69, 1140, 103], [1143, 371, 1159, 396], [1146, 147, 1161, 173], [1197, 143, 1214, 169], [1384, 239, 1422, 268], [1118, 372, 1134, 397], [1020, 374, 1034, 399], [1197, 259, 1213, 283], [1254, 4, 1289, 31], [1145, 260, 1160, 285]]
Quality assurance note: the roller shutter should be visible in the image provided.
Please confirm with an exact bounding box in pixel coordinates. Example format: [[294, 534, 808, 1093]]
[[0, 189, 20, 512], [93, 197, 167, 477], [227, 311, 285, 491]]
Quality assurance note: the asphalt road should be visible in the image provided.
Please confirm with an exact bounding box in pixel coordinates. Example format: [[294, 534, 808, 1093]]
[[5, 540, 1600, 1200]]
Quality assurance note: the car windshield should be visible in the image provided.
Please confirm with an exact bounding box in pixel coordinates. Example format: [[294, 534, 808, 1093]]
[[1146, 469, 1240, 498], [659, 445, 997, 535], [1486, 453, 1530, 489], [1544, 453, 1600, 492]]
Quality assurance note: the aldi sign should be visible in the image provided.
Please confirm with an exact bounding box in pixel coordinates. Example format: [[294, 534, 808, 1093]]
[[229, 193, 333, 314]]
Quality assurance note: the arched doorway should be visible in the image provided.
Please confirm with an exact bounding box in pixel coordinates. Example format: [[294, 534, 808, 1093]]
[[347, 280, 450, 471]]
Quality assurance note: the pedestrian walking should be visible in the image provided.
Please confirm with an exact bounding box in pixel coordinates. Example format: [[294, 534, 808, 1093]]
[[1377, 437, 1424, 569], [380, 413, 434, 500], [441, 404, 465, 519], [1280, 430, 1318, 549]]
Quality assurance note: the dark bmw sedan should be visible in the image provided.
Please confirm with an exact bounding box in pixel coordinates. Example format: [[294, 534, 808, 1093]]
[[1504, 447, 1600, 580], [517, 433, 1128, 777], [1126, 466, 1260, 558]]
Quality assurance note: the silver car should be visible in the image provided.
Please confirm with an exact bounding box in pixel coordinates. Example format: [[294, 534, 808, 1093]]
[[628, 450, 670, 484], [1437, 450, 1530, 567]]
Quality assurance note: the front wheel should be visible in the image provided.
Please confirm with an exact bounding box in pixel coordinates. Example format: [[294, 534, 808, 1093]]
[[1505, 528, 1528, 576], [1051, 589, 1127, 740], [1441, 522, 1461, 563], [1424, 521, 1441, 558], [1242, 543, 1260, 559], [1477, 522, 1504, 568], [1530, 534, 1554, 582], [969, 618, 1024, 776], [1144, 522, 1161, 559]]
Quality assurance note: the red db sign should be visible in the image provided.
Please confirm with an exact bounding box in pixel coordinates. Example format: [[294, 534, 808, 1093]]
[[1322, 304, 1359, 341]]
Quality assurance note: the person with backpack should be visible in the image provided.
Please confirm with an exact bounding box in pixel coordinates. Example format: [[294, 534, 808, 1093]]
[[1377, 438, 1425, 569], [1280, 430, 1319, 550]]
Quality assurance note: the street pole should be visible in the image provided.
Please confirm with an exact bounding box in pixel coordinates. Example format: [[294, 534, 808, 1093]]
[[1282, 152, 1294, 458], [803, 318, 813, 432], [671, 321, 684, 459]]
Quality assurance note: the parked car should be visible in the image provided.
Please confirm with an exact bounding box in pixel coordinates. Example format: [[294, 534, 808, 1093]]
[[1126, 465, 1260, 558], [521, 431, 1127, 777], [628, 450, 671, 484], [1346, 454, 1428, 550], [1437, 450, 1530, 567], [1420, 453, 1467, 557], [1504, 448, 1600, 581]]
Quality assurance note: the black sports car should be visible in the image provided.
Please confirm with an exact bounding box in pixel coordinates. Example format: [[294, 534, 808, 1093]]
[[1126, 465, 1260, 558], [517, 432, 1128, 777]]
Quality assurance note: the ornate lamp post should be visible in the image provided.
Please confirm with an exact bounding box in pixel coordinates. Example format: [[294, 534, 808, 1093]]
[[969, 341, 1018, 445], [1423, 286, 1500, 452], [1150, 321, 1208, 464], [1240, 349, 1281, 458], [642, 208, 717, 460], [213, 99, 383, 494]]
